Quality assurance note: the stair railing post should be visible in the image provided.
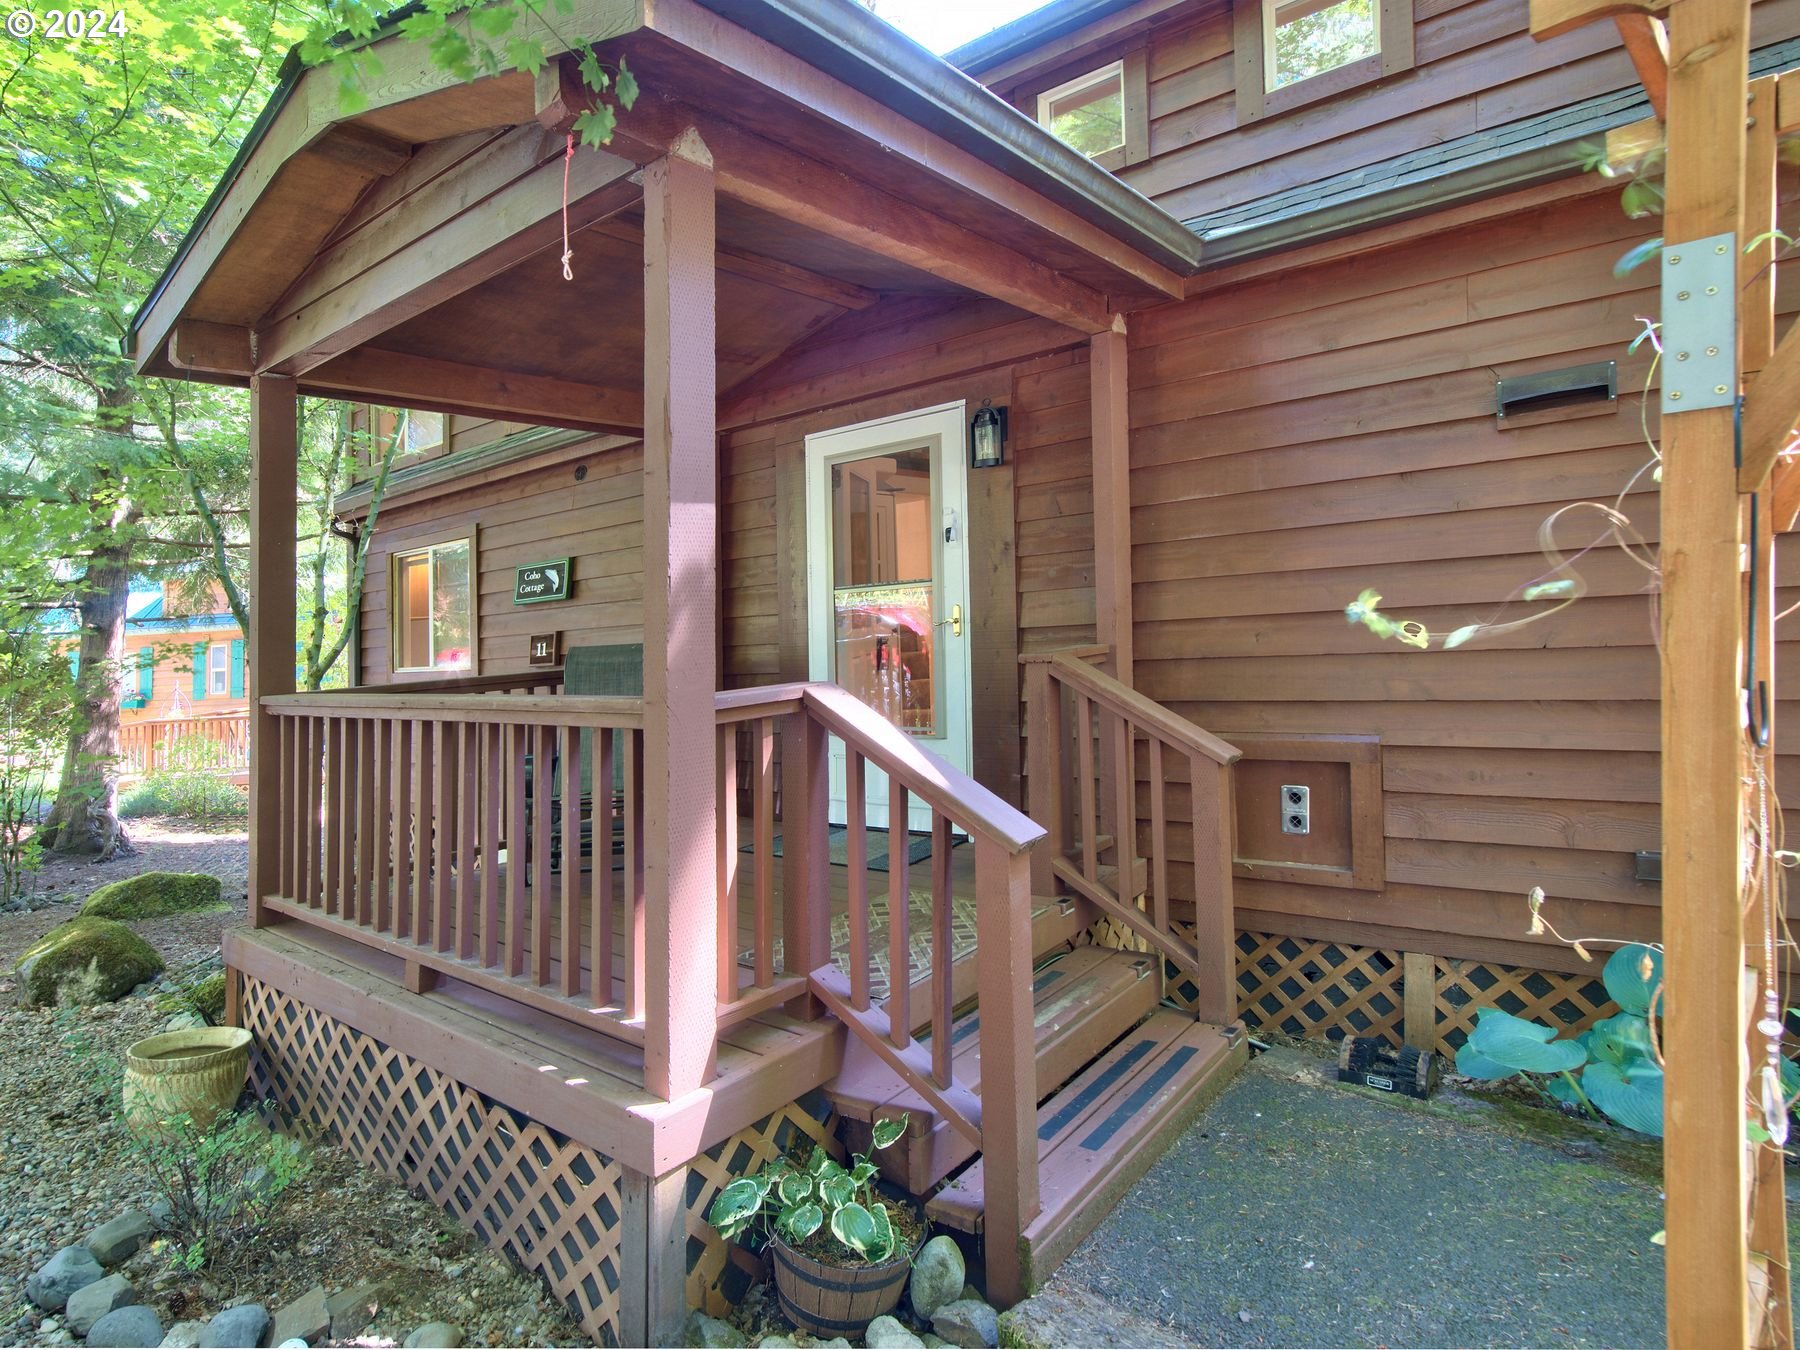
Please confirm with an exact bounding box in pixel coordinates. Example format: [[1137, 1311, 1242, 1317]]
[[780, 707, 830, 1021], [973, 836, 1040, 1304], [1024, 660, 1066, 896], [1187, 753, 1237, 1025]]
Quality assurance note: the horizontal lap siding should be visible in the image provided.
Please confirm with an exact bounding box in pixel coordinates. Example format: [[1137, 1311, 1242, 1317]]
[[1093, 0, 1799, 221], [359, 438, 644, 682], [1130, 183, 1800, 965]]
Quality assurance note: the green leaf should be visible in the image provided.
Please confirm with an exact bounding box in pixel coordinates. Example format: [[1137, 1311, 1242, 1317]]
[[507, 38, 546, 76], [871, 1116, 908, 1150], [851, 1160, 878, 1186], [830, 1202, 881, 1258], [707, 1178, 763, 1230], [820, 1173, 857, 1208], [1454, 1040, 1519, 1081], [573, 106, 617, 149], [1602, 944, 1662, 1017], [1583, 1058, 1664, 1136], [808, 1146, 830, 1174], [1613, 236, 1665, 277], [867, 1201, 896, 1263], [616, 59, 640, 109], [1467, 1008, 1588, 1075], [468, 5, 516, 37], [1584, 1011, 1657, 1070], [777, 1172, 813, 1205], [780, 1202, 824, 1242]]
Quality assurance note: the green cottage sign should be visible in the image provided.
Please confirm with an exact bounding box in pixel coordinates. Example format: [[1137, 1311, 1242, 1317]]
[[514, 559, 572, 605]]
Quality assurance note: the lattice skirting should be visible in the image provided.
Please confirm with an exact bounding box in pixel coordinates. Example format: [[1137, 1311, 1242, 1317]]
[[1150, 927, 1618, 1057], [683, 1093, 841, 1316], [242, 976, 629, 1344]]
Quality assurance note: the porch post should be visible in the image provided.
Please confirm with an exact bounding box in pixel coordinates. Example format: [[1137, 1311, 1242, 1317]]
[[247, 374, 298, 927], [641, 131, 720, 1102], [1089, 321, 1133, 684]]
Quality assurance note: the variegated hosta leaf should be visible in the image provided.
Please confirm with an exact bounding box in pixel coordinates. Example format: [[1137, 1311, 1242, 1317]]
[[866, 1200, 895, 1263], [871, 1116, 908, 1150], [808, 1145, 831, 1175], [706, 1178, 763, 1230], [779, 1202, 824, 1242], [777, 1171, 814, 1206], [830, 1201, 880, 1257], [851, 1160, 878, 1186], [820, 1173, 857, 1208]]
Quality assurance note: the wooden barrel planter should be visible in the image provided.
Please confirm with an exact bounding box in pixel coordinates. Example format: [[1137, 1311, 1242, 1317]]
[[769, 1236, 913, 1339], [122, 1027, 253, 1132]]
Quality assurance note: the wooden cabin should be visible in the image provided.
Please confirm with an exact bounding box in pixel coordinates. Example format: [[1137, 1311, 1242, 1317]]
[[131, 0, 1800, 1341]]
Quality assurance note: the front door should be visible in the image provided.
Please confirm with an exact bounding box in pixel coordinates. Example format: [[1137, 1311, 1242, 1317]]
[[805, 402, 973, 831]]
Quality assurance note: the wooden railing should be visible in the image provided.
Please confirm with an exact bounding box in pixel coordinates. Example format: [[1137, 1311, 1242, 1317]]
[[260, 689, 647, 1041], [1024, 650, 1241, 1026], [119, 713, 251, 776], [717, 681, 1046, 1302]]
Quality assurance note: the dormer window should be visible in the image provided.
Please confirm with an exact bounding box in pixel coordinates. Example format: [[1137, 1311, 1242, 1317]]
[[1235, 0, 1413, 122], [1032, 54, 1150, 171], [1267, 0, 1379, 87]]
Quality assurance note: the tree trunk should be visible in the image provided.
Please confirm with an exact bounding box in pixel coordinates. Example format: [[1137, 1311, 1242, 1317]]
[[39, 539, 130, 857]]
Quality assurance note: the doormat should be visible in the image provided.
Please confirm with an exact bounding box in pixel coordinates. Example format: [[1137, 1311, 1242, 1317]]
[[745, 825, 942, 872], [742, 887, 980, 1002]]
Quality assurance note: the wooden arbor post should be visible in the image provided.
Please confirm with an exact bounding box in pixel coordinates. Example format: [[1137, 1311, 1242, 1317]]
[[641, 130, 720, 1104], [247, 375, 298, 929], [1090, 320, 1134, 685]]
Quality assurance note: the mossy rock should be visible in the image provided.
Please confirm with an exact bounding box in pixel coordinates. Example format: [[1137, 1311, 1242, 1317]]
[[82, 872, 225, 921], [14, 917, 165, 1007], [186, 971, 227, 1022]]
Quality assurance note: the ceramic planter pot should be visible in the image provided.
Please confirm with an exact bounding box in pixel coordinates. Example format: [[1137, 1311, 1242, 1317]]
[[768, 1235, 912, 1339], [122, 1027, 252, 1131]]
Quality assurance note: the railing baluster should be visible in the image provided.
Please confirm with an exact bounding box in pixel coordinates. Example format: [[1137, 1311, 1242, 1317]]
[[279, 716, 296, 902], [306, 717, 323, 909], [1113, 710, 1134, 894], [624, 729, 645, 1020], [458, 722, 478, 959], [393, 719, 412, 939], [507, 723, 527, 977], [434, 720, 454, 954], [753, 717, 774, 989], [356, 718, 376, 926], [324, 717, 342, 917], [931, 811, 953, 1089], [1024, 660, 1066, 895], [716, 724, 739, 1004], [481, 723, 501, 969], [533, 723, 553, 987], [340, 719, 358, 918], [846, 752, 870, 1012], [888, 785, 911, 1050], [560, 724, 582, 997], [413, 718, 433, 945], [1075, 692, 1097, 881], [372, 718, 391, 931], [594, 727, 615, 1008], [1149, 738, 1169, 934]]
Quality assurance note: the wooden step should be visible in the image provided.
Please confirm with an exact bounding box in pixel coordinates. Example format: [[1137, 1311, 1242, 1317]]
[[926, 1012, 1246, 1287], [894, 893, 1092, 1040], [830, 947, 1162, 1194]]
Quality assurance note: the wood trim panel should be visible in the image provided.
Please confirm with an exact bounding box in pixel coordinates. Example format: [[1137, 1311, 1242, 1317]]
[[1226, 734, 1383, 890]]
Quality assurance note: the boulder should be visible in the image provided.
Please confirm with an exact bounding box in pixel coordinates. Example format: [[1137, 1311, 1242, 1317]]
[[274, 1341, 309, 1349], [82, 873, 225, 921], [66, 1276, 138, 1337], [931, 1299, 998, 1350], [85, 1212, 156, 1267], [402, 1323, 464, 1349], [159, 1321, 206, 1349], [324, 1284, 382, 1340], [996, 1287, 1184, 1349], [28, 1247, 106, 1311], [268, 1287, 328, 1348], [197, 1304, 269, 1349], [14, 919, 164, 1007], [87, 1306, 163, 1349], [908, 1236, 966, 1323], [682, 1312, 746, 1348], [864, 1315, 925, 1349], [753, 1338, 797, 1349]]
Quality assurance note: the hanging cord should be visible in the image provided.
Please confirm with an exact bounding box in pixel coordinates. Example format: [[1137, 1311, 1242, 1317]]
[[560, 131, 576, 282]]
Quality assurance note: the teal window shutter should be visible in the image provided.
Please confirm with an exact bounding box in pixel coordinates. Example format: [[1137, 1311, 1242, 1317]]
[[230, 639, 245, 698], [192, 643, 207, 700], [68, 648, 79, 681], [139, 646, 153, 702]]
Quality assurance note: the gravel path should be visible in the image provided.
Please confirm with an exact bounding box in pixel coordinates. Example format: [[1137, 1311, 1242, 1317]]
[[1, 822, 593, 1348], [1044, 1043, 1790, 1348]]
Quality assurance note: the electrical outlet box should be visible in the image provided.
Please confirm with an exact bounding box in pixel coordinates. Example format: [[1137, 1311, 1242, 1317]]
[[1281, 784, 1310, 835]]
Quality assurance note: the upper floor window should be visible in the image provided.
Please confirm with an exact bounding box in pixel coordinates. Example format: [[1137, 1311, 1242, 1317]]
[[207, 642, 230, 696], [1032, 53, 1150, 171], [402, 410, 444, 456], [1234, 0, 1413, 123]]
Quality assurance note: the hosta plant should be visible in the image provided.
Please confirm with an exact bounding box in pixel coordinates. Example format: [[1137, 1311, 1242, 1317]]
[[707, 1116, 913, 1265], [1456, 943, 1666, 1136]]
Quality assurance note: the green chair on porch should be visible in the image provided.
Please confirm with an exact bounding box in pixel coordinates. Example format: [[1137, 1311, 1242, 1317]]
[[539, 643, 642, 874]]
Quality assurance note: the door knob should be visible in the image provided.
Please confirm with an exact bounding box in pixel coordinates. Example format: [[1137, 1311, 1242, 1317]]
[[951, 604, 963, 637]]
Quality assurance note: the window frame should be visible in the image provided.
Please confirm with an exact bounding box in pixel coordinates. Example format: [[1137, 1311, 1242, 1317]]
[[207, 642, 230, 697], [1029, 49, 1151, 171], [389, 532, 480, 676], [1232, 0, 1413, 124]]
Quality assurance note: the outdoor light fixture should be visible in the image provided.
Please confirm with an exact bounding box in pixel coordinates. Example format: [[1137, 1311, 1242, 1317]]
[[970, 399, 1007, 469]]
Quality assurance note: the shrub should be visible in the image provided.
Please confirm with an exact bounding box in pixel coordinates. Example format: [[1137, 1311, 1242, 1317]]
[[83, 871, 226, 921], [123, 735, 246, 826], [0, 632, 70, 905]]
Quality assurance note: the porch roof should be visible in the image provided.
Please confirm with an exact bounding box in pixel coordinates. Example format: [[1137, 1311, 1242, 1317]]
[[129, 0, 1203, 421]]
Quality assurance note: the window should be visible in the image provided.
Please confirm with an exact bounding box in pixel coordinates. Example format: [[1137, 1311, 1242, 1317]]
[[207, 643, 230, 696], [1234, 0, 1412, 123], [392, 537, 475, 673], [1033, 52, 1149, 170], [402, 410, 444, 456]]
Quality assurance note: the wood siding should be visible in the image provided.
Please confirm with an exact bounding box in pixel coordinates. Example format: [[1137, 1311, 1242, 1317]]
[[1126, 178, 1800, 969], [981, 0, 1799, 222]]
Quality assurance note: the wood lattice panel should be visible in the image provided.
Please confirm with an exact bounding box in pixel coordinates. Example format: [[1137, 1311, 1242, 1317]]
[[683, 1093, 842, 1316], [1163, 928, 1405, 1046], [1433, 958, 1617, 1056], [241, 977, 628, 1346]]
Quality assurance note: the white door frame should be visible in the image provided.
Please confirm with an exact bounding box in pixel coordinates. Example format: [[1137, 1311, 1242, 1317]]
[[804, 401, 973, 830]]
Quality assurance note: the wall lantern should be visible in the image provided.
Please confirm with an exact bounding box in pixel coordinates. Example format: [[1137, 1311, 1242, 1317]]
[[970, 399, 1008, 469]]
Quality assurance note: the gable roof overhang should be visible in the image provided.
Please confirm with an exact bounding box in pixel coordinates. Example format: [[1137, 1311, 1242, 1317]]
[[128, 0, 1203, 415]]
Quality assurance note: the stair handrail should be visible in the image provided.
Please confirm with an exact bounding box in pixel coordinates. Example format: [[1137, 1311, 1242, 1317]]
[[1026, 650, 1241, 1029]]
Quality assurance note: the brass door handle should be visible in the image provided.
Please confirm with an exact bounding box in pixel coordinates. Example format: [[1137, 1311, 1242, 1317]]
[[951, 603, 963, 637]]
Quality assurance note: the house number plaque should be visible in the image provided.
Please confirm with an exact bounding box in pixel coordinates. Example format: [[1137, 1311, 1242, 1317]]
[[514, 558, 571, 605], [528, 633, 560, 666]]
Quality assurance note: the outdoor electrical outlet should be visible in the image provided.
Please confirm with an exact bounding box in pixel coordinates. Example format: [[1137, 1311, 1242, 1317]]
[[1281, 784, 1310, 835]]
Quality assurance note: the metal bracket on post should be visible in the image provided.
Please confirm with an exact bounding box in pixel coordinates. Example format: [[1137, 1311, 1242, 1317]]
[[1660, 232, 1739, 416]]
